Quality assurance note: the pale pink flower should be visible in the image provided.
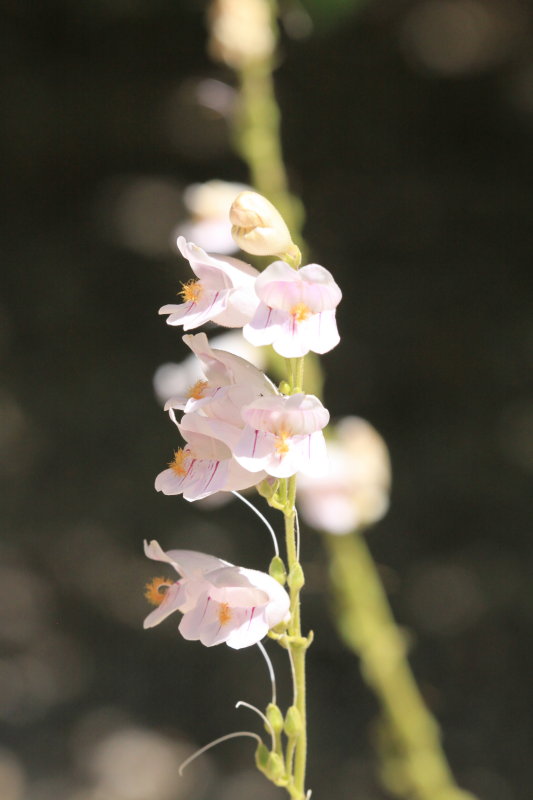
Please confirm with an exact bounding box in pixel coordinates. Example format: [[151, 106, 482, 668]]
[[152, 330, 266, 407], [143, 540, 290, 649], [297, 416, 391, 534], [163, 332, 277, 425], [243, 260, 342, 357], [159, 237, 259, 330], [226, 393, 330, 479], [155, 412, 265, 501]]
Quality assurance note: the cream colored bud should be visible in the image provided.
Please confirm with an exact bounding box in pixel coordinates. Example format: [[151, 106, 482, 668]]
[[230, 191, 294, 257]]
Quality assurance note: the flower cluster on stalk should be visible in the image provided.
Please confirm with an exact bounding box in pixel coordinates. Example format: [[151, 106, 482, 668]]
[[146, 192, 340, 646]]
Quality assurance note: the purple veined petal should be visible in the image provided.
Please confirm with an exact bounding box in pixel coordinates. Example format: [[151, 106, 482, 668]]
[[159, 290, 230, 330], [236, 567, 291, 626], [143, 582, 186, 629], [155, 467, 192, 495], [225, 611, 270, 649], [271, 313, 314, 358], [301, 309, 340, 355], [226, 458, 267, 492], [182, 457, 229, 501], [198, 606, 252, 647], [292, 431, 329, 477], [232, 427, 274, 472], [243, 303, 287, 348], [178, 591, 213, 641]]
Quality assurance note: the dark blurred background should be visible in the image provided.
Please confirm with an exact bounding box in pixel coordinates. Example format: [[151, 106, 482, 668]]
[[1, 1, 532, 798]]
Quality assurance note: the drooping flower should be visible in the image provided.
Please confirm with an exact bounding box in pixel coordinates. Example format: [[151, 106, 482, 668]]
[[143, 540, 290, 649], [243, 260, 342, 357], [297, 416, 391, 534], [163, 332, 277, 425], [159, 237, 259, 330], [155, 412, 266, 501], [223, 393, 330, 479]]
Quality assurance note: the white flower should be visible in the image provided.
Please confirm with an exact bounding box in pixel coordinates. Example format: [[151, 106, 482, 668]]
[[143, 540, 290, 649], [159, 237, 259, 330], [297, 416, 391, 534], [243, 261, 342, 357]]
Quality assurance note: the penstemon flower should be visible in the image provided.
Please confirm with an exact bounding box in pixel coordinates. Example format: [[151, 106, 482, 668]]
[[144, 539, 290, 648], [159, 236, 260, 330], [226, 393, 330, 478], [163, 332, 277, 423], [243, 260, 342, 357], [297, 416, 391, 534], [155, 412, 266, 501]]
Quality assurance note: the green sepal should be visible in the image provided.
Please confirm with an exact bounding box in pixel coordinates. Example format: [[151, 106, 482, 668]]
[[266, 702, 284, 734], [288, 562, 305, 591], [284, 705, 303, 739], [256, 478, 279, 501], [265, 751, 286, 784], [269, 556, 287, 585], [255, 742, 270, 773]]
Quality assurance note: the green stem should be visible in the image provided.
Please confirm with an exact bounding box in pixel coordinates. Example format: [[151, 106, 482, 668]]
[[324, 532, 476, 800]]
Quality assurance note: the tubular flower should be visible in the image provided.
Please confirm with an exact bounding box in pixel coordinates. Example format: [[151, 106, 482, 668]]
[[163, 332, 277, 425], [155, 412, 266, 501], [225, 393, 330, 479], [143, 540, 290, 649], [159, 237, 260, 330], [297, 416, 392, 534], [243, 260, 342, 357]]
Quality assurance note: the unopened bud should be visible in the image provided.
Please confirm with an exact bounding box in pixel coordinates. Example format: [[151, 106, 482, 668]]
[[269, 556, 287, 585], [288, 562, 305, 591], [284, 705, 303, 738], [230, 191, 294, 257], [266, 703, 284, 734], [255, 742, 270, 772], [265, 751, 286, 784], [257, 477, 279, 501]]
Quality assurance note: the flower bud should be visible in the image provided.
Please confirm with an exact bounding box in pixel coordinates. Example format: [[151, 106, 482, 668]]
[[288, 562, 305, 592], [230, 191, 294, 257], [255, 742, 270, 772], [265, 752, 286, 784], [266, 702, 284, 735], [269, 556, 287, 585], [284, 705, 303, 738]]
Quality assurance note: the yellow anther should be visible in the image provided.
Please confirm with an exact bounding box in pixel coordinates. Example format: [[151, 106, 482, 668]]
[[218, 602, 232, 626], [274, 430, 291, 455], [179, 279, 203, 303], [144, 577, 173, 607], [169, 448, 190, 476], [289, 302, 311, 323], [187, 379, 208, 400]]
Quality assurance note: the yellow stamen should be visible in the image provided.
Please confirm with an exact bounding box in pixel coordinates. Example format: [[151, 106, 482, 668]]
[[187, 379, 208, 400], [169, 448, 190, 476], [274, 430, 291, 455], [144, 576, 173, 607], [179, 279, 203, 303], [290, 302, 311, 323], [218, 602, 232, 626]]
